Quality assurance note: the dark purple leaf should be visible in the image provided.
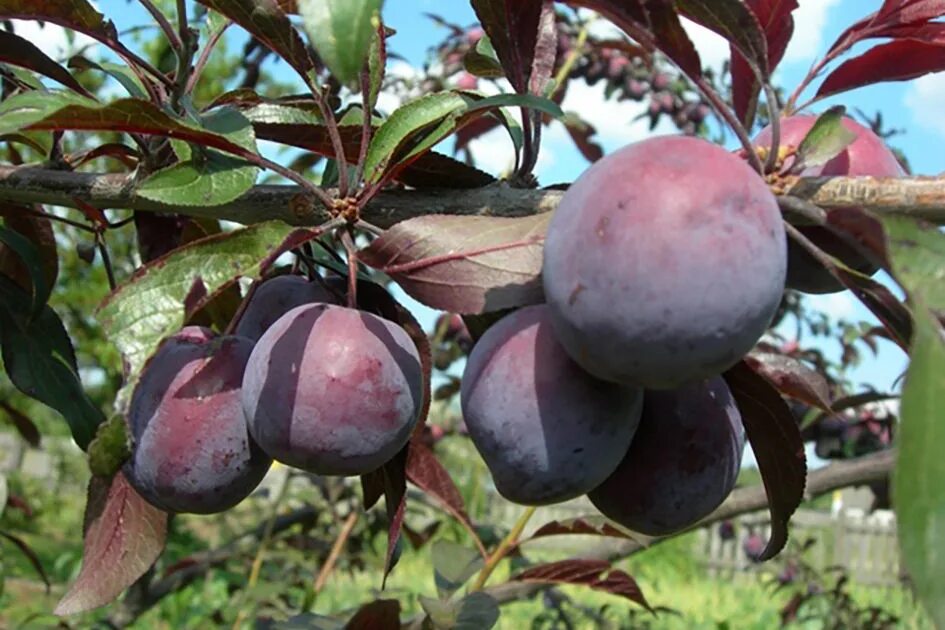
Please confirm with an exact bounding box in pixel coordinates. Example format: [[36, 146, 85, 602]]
[[824, 207, 889, 268], [345, 599, 401, 630], [0, 530, 50, 590], [0, 30, 93, 97], [641, 0, 703, 78], [678, 0, 769, 76], [0, 203, 58, 294], [724, 361, 807, 561], [359, 214, 550, 314], [0, 0, 129, 60], [816, 40, 945, 99], [512, 559, 652, 611], [0, 399, 41, 447], [525, 516, 634, 543], [54, 472, 168, 615], [744, 351, 833, 412], [194, 0, 314, 82], [837, 269, 913, 350], [562, 114, 604, 162], [471, 0, 545, 93]]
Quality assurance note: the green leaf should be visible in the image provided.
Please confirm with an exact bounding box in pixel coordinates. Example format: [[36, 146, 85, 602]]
[[881, 215, 945, 312], [419, 592, 499, 630], [366, 16, 387, 113], [0, 276, 104, 450], [137, 108, 259, 207], [463, 92, 564, 119], [0, 224, 50, 319], [793, 105, 857, 172], [363, 92, 468, 183], [68, 56, 148, 99], [431, 541, 483, 598], [87, 415, 131, 479], [299, 0, 383, 87], [464, 36, 504, 78], [96, 222, 319, 396], [895, 307, 945, 627]]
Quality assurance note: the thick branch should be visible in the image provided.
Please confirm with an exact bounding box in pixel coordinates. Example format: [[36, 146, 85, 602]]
[[483, 449, 896, 606], [1, 166, 944, 227]]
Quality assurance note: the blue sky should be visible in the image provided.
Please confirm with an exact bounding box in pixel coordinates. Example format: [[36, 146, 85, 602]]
[[13, 1, 933, 394]]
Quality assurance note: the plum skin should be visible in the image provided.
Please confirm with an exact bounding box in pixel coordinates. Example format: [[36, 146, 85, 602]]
[[242, 303, 423, 476], [236, 274, 337, 341], [461, 304, 644, 506], [542, 135, 786, 389], [124, 327, 272, 514], [754, 115, 903, 294], [588, 376, 745, 536]]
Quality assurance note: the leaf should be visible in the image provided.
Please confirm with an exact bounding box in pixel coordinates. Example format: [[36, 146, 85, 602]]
[[0, 207, 62, 296], [344, 599, 401, 630], [0, 473, 6, 518], [431, 540, 483, 598], [0, 400, 41, 447], [837, 268, 913, 350], [730, 0, 798, 126], [744, 351, 833, 412], [0, 223, 50, 317], [525, 516, 634, 543], [137, 108, 259, 207], [0, 276, 104, 450], [363, 92, 468, 184], [464, 92, 564, 119], [512, 559, 651, 611], [793, 106, 858, 172], [0, 0, 126, 58], [0, 93, 259, 160], [882, 215, 945, 313], [420, 592, 500, 630], [299, 0, 383, 87], [406, 442, 485, 557], [876, 0, 945, 24], [892, 310, 945, 627], [0, 530, 49, 591], [195, 0, 314, 82], [360, 214, 550, 313], [54, 472, 168, 615], [68, 56, 148, 99], [366, 17, 388, 113], [529, 2, 557, 97], [87, 415, 131, 478], [97, 222, 319, 391], [0, 30, 92, 97], [678, 0, 770, 78], [470, 0, 546, 92], [724, 360, 807, 561], [815, 40, 945, 99]]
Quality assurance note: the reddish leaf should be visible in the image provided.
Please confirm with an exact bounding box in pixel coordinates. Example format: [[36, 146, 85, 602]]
[[345, 599, 401, 630], [55, 472, 168, 615], [641, 0, 703, 78], [471, 0, 545, 93], [0, 202, 58, 295], [724, 361, 807, 561], [0, 530, 50, 590], [730, 0, 798, 125], [529, 1, 558, 97], [816, 40, 945, 99], [678, 0, 769, 76], [194, 0, 314, 82], [406, 442, 486, 557], [359, 214, 550, 314], [837, 268, 913, 350], [512, 559, 651, 611], [876, 0, 945, 25], [0, 399, 41, 447], [67, 143, 139, 169], [744, 351, 833, 412], [563, 115, 604, 163], [880, 21, 945, 43], [0, 0, 125, 57], [525, 516, 634, 542], [824, 207, 889, 268], [0, 30, 93, 97]]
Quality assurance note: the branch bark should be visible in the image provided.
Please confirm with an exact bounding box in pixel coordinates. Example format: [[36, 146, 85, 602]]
[[1, 165, 944, 228], [482, 448, 896, 606]]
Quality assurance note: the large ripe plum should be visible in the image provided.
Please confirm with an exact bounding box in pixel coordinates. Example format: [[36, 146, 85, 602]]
[[242, 304, 422, 476], [124, 327, 271, 514], [461, 305, 643, 505], [543, 135, 786, 389], [754, 115, 903, 294], [588, 376, 745, 536], [235, 274, 337, 341]]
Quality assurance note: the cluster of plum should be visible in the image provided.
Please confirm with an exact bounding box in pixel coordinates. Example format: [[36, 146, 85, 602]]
[[461, 115, 902, 536], [124, 276, 423, 514]]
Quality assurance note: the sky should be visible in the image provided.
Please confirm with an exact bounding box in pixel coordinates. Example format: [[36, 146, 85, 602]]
[[11, 0, 936, 397]]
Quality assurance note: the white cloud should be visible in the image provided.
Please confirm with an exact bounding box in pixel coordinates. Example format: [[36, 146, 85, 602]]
[[681, 19, 729, 75], [10, 19, 95, 61], [805, 292, 857, 320], [782, 0, 843, 65], [905, 73, 945, 141]]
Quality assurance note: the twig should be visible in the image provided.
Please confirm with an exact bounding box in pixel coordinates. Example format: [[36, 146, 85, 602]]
[[186, 19, 230, 95], [469, 506, 537, 592], [138, 0, 182, 52], [312, 511, 360, 596]]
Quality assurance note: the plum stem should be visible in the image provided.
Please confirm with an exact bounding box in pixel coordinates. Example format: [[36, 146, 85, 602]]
[[469, 506, 536, 592], [341, 229, 360, 309]]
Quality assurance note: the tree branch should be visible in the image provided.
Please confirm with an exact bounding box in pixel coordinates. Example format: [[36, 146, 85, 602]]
[[1, 166, 944, 228], [482, 449, 896, 606]]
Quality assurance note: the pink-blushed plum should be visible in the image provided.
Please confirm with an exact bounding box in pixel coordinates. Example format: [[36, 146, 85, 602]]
[[754, 115, 903, 294], [242, 304, 422, 476], [543, 135, 786, 389], [235, 274, 337, 341], [588, 376, 745, 536], [124, 327, 271, 514], [461, 305, 643, 506]]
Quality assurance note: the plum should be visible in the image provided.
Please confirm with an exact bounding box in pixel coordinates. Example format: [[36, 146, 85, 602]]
[[754, 115, 903, 294], [461, 305, 644, 505], [235, 274, 337, 341], [242, 304, 423, 476], [543, 135, 786, 389], [124, 327, 271, 514], [588, 376, 745, 536]]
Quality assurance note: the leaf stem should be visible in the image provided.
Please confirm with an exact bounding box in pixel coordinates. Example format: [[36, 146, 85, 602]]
[[469, 506, 536, 592], [762, 83, 781, 173], [138, 0, 182, 52], [341, 229, 359, 309], [351, 70, 375, 191], [186, 20, 230, 96], [693, 77, 763, 174]]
